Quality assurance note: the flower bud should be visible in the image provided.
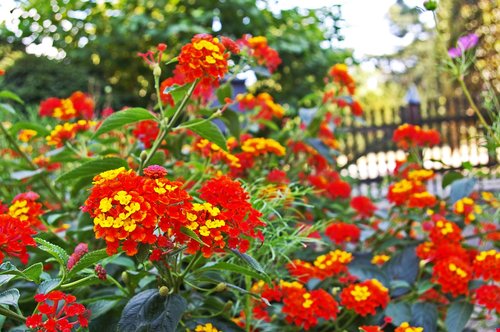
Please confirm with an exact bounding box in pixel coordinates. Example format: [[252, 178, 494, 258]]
[[159, 286, 169, 296], [423, 0, 438, 10], [214, 282, 227, 292], [222, 300, 233, 312], [121, 271, 129, 284], [153, 65, 162, 77], [140, 150, 148, 161]]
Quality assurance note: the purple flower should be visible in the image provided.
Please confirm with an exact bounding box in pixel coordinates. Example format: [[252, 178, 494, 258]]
[[448, 33, 479, 58]]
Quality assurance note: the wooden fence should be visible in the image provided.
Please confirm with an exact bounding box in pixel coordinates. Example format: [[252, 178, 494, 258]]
[[337, 97, 499, 196]]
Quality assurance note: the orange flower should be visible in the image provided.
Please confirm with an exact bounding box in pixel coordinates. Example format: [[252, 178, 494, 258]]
[[328, 63, 356, 95], [454, 197, 482, 224], [371, 254, 390, 265], [237, 92, 285, 120], [193, 138, 241, 168], [394, 322, 423, 332], [0, 214, 37, 264], [192, 323, 220, 332], [238, 35, 281, 73], [17, 129, 38, 142], [387, 179, 424, 206], [408, 191, 437, 208], [340, 279, 390, 316], [393, 124, 440, 150], [287, 259, 318, 283], [432, 256, 472, 297], [474, 284, 500, 313], [241, 137, 286, 157], [46, 120, 96, 147], [176, 34, 232, 86], [132, 120, 160, 149], [473, 250, 500, 281], [350, 196, 376, 218], [429, 215, 462, 244], [39, 92, 94, 120], [313, 250, 353, 279], [8, 191, 44, 230]]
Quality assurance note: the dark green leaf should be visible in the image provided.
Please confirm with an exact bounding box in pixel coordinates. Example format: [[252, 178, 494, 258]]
[[180, 227, 209, 247], [383, 246, 419, 295], [442, 171, 464, 189], [93, 107, 156, 137], [188, 120, 227, 151], [88, 300, 120, 320], [385, 302, 412, 326], [196, 262, 271, 284], [11, 169, 44, 180], [38, 278, 62, 294], [67, 249, 108, 279], [449, 178, 476, 204], [0, 90, 24, 104], [416, 280, 434, 295], [230, 249, 266, 274], [445, 301, 473, 332], [57, 157, 128, 183], [117, 290, 186, 332], [0, 103, 17, 115], [21, 263, 44, 283], [0, 289, 20, 308], [221, 109, 240, 138], [164, 84, 190, 118], [34, 238, 69, 267], [9, 122, 50, 136], [216, 83, 233, 105], [410, 302, 437, 332]]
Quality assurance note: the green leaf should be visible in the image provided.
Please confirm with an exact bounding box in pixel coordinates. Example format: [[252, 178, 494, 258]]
[[0, 289, 20, 308], [385, 302, 412, 326], [38, 278, 62, 294], [188, 120, 227, 151], [11, 169, 44, 180], [410, 302, 437, 332], [196, 262, 271, 284], [0, 90, 24, 104], [221, 109, 240, 138], [56, 157, 128, 183], [445, 301, 473, 332], [21, 263, 44, 283], [216, 82, 233, 105], [0, 103, 17, 116], [180, 227, 209, 247], [163, 84, 190, 118], [230, 249, 266, 274], [93, 107, 157, 137], [117, 290, 186, 332], [449, 177, 476, 204], [416, 280, 434, 295], [34, 238, 69, 267], [67, 249, 109, 279], [442, 171, 464, 189], [9, 122, 50, 137], [88, 300, 120, 320]]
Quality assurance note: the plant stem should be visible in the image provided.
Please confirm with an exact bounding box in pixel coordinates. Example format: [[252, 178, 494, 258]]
[[154, 73, 165, 117], [60, 275, 95, 289], [0, 305, 26, 322], [244, 275, 252, 332], [457, 77, 499, 145], [106, 275, 129, 296], [141, 80, 199, 168], [180, 251, 202, 279]]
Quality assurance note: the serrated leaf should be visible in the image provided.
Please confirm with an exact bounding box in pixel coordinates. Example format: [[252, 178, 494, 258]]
[[230, 249, 266, 274], [196, 262, 271, 284], [56, 157, 128, 183], [442, 171, 464, 189], [180, 227, 209, 247], [67, 249, 109, 279], [445, 301, 473, 332], [0, 90, 24, 104], [0, 289, 20, 308], [35, 238, 69, 267], [449, 177, 477, 204], [385, 302, 412, 326], [93, 107, 157, 137], [21, 263, 44, 283], [9, 122, 50, 137], [117, 290, 186, 332], [188, 120, 227, 151], [410, 302, 437, 332], [38, 278, 62, 294]]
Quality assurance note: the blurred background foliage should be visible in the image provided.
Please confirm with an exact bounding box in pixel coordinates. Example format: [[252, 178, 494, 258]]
[[0, 0, 351, 108]]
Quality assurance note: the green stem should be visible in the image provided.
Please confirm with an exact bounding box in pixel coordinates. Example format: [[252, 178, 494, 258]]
[[154, 73, 165, 117], [60, 275, 95, 289], [337, 311, 357, 331], [0, 122, 64, 205], [107, 275, 129, 296], [180, 251, 202, 279], [141, 79, 199, 168], [244, 275, 252, 332], [457, 77, 499, 145], [0, 305, 26, 322]]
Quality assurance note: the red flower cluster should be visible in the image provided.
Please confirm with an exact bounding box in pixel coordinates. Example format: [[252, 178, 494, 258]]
[[474, 284, 500, 313], [82, 166, 192, 256], [132, 120, 160, 149], [193, 138, 241, 168], [350, 195, 376, 218], [287, 249, 353, 282], [267, 169, 290, 184], [394, 322, 424, 332], [253, 280, 338, 330], [26, 291, 90, 331], [177, 34, 232, 86], [473, 250, 500, 281], [325, 222, 361, 244], [0, 214, 37, 264], [340, 279, 390, 316], [238, 35, 281, 73], [307, 169, 351, 200], [39, 91, 94, 120], [241, 137, 286, 157], [236, 92, 285, 121], [8, 191, 44, 230], [46, 120, 96, 147], [432, 256, 472, 297], [162, 176, 265, 257], [454, 197, 482, 224], [393, 124, 440, 150], [328, 63, 356, 95]]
